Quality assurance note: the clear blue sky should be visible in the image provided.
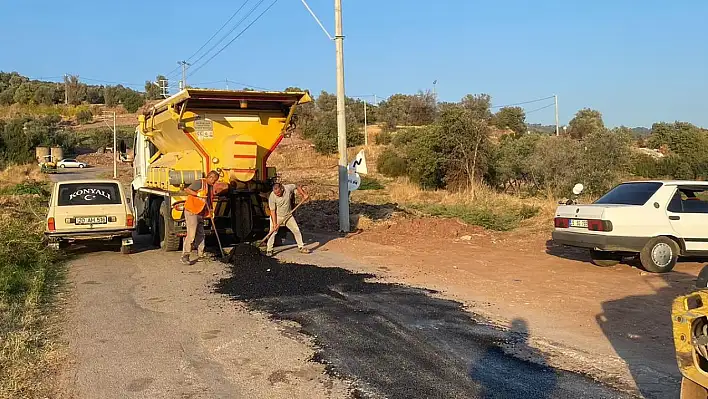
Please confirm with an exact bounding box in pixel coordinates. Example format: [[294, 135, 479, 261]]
[[1, 0, 707, 127]]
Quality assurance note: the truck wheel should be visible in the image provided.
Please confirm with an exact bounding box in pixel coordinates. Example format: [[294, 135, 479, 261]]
[[640, 236, 679, 273], [681, 377, 708, 399], [589, 250, 620, 267], [159, 200, 181, 252]]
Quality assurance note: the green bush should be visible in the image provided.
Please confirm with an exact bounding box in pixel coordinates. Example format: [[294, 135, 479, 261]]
[[76, 109, 93, 124], [410, 203, 539, 231], [0, 182, 49, 196], [375, 130, 392, 145], [122, 91, 145, 113], [376, 148, 408, 177], [359, 176, 385, 190]]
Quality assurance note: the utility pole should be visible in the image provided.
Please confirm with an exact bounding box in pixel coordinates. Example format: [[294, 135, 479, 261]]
[[364, 100, 368, 146], [374, 94, 377, 106], [178, 61, 190, 90], [335, 0, 349, 232], [113, 111, 117, 178], [102, 111, 118, 179], [554, 94, 559, 136], [159, 79, 169, 98], [225, 79, 229, 90], [64, 74, 69, 105]]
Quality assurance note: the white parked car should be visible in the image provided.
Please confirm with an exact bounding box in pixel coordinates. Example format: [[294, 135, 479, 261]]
[[552, 180, 708, 273], [57, 159, 87, 168]]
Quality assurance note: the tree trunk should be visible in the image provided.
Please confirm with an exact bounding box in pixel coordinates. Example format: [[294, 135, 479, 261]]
[[470, 137, 481, 200]]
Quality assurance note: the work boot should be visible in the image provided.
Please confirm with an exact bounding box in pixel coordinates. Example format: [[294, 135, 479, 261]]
[[197, 253, 212, 262], [265, 250, 274, 257], [298, 247, 311, 254], [180, 254, 191, 265]]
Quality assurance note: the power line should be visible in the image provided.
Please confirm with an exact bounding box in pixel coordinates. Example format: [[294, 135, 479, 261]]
[[184, 0, 251, 64], [187, 0, 280, 79], [187, 0, 267, 74], [491, 95, 554, 109], [525, 103, 555, 114], [80, 77, 144, 87]]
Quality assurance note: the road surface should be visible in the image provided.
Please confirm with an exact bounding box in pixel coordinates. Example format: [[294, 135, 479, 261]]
[[51, 168, 634, 398]]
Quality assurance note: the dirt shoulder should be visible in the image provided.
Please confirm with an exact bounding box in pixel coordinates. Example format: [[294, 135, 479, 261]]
[[285, 217, 694, 399]]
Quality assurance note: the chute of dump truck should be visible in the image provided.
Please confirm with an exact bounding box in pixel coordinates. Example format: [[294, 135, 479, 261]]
[[131, 88, 312, 251]]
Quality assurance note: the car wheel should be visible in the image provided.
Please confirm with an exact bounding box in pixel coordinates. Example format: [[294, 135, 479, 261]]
[[59, 164, 65, 168], [79, 164, 85, 168], [640, 236, 679, 273], [589, 250, 620, 267]]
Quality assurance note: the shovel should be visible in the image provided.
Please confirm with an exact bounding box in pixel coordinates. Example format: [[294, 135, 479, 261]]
[[205, 201, 226, 260], [257, 199, 308, 248]]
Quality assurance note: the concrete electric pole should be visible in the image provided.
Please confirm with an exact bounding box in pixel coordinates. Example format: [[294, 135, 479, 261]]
[[554, 94, 559, 136], [334, 0, 349, 232], [178, 61, 190, 90], [363, 100, 368, 146]]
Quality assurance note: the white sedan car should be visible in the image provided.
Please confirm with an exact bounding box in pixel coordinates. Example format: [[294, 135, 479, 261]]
[[57, 159, 87, 168], [552, 180, 708, 273]]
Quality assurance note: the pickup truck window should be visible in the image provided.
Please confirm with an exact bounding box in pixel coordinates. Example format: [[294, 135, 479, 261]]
[[594, 182, 662, 206], [58, 183, 122, 206]]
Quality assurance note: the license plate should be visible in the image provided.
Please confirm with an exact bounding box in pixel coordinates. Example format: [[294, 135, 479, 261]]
[[75, 216, 107, 225], [569, 219, 588, 228]]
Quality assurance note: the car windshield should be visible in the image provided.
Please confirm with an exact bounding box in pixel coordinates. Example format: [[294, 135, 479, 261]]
[[58, 183, 122, 206], [63, 159, 75, 162], [594, 182, 663, 206]]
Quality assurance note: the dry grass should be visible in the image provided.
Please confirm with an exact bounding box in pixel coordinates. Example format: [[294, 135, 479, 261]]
[[269, 140, 556, 232], [0, 165, 64, 399], [0, 164, 45, 189]]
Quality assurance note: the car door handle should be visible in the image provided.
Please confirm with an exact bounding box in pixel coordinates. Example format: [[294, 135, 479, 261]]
[[669, 216, 680, 220]]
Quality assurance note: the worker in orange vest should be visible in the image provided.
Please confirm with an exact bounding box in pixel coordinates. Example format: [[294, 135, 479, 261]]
[[182, 170, 227, 264]]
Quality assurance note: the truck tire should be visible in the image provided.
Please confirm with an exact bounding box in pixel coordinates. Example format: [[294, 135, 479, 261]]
[[681, 377, 708, 399], [589, 250, 620, 267], [159, 200, 181, 252], [640, 236, 679, 273]]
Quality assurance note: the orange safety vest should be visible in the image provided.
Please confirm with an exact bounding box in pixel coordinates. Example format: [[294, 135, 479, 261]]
[[184, 179, 212, 217]]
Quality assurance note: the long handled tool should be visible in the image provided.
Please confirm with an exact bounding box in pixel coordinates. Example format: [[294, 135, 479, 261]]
[[205, 201, 226, 259], [257, 199, 308, 247]]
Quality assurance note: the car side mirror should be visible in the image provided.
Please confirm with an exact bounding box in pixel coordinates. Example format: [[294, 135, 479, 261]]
[[696, 265, 708, 289]]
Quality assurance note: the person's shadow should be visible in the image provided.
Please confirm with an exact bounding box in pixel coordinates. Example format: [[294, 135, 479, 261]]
[[468, 318, 557, 399], [597, 269, 699, 398]]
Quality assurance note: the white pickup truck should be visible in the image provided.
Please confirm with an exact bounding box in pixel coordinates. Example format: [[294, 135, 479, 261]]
[[552, 180, 708, 273]]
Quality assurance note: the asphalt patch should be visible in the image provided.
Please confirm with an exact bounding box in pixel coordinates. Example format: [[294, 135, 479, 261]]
[[216, 257, 630, 399]]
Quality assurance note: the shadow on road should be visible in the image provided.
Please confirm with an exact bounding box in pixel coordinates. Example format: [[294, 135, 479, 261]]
[[215, 254, 628, 398], [468, 319, 557, 399], [597, 271, 698, 398]]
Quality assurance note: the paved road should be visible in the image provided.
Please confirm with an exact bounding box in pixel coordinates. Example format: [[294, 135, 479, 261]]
[[51, 168, 634, 398]]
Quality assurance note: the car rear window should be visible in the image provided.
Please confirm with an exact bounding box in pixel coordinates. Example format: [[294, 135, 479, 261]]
[[594, 182, 662, 206], [58, 183, 122, 206]]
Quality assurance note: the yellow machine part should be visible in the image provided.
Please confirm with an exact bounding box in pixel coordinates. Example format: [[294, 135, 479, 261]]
[[140, 89, 311, 188], [672, 290, 708, 397]]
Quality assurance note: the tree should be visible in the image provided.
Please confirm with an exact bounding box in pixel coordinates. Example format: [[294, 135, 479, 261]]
[[12, 82, 33, 105], [438, 107, 492, 195], [104, 86, 118, 107], [32, 85, 55, 105], [0, 89, 15, 105], [122, 91, 145, 113], [145, 75, 167, 100], [461, 93, 492, 121], [86, 86, 104, 104], [494, 106, 527, 137], [568, 108, 604, 139]]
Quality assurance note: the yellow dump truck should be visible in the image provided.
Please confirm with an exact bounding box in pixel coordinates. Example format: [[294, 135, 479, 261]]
[[131, 89, 311, 250], [672, 267, 708, 398]]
